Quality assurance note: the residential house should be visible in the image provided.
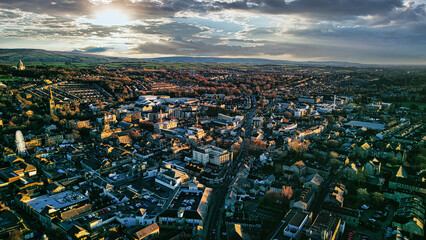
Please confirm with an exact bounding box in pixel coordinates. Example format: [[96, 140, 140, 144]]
[[364, 158, 381, 176], [292, 187, 315, 211], [392, 197, 424, 237]]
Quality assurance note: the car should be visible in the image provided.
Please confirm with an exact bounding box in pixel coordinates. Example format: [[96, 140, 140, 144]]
[[369, 218, 376, 222], [361, 204, 369, 209]]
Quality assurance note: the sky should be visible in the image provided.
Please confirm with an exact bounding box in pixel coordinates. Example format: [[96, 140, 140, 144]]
[[0, 0, 425, 64]]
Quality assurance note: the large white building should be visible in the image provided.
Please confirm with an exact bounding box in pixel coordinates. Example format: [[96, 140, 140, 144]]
[[154, 120, 178, 133], [192, 145, 233, 166]]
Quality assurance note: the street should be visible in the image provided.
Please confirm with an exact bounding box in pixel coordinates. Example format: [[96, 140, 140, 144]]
[[203, 96, 257, 240]]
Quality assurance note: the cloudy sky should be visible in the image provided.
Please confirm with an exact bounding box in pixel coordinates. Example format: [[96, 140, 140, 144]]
[[0, 0, 425, 64]]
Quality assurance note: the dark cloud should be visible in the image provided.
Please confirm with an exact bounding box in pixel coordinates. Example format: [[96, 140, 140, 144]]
[[72, 47, 113, 53], [131, 21, 207, 39], [126, 0, 405, 19], [0, 0, 406, 19], [361, 2, 426, 26], [224, 0, 404, 17], [0, 0, 89, 15], [134, 35, 426, 64]]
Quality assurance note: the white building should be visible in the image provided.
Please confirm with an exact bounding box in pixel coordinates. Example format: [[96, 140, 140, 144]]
[[154, 120, 178, 133], [192, 145, 233, 166]]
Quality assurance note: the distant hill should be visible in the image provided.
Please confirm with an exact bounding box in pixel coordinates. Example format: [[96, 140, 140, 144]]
[[152, 56, 370, 67], [0, 48, 139, 64], [0, 48, 374, 67]]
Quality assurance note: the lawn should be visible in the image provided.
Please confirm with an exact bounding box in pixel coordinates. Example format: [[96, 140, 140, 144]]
[[0, 78, 16, 81], [396, 101, 426, 110]]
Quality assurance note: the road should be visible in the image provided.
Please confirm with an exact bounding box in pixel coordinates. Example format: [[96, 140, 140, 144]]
[[204, 96, 257, 240]]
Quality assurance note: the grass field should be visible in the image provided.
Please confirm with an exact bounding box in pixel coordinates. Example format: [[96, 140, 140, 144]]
[[0, 78, 16, 81], [397, 101, 426, 110]]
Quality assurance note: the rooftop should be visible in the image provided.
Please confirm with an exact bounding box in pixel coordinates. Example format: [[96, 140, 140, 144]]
[[24, 190, 88, 213]]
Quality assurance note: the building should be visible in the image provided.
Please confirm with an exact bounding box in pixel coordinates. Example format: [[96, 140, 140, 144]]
[[128, 223, 160, 240], [364, 158, 381, 176], [392, 197, 425, 237], [282, 161, 307, 179], [18, 190, 89, 228], [192, 145, 233, 166], [283, 210, 310, 239], [303, 173, 324, 191], [253, 117, 264, 127], [323, 204, 360, 227], [291, 187, 315, 211], [155, 168, 188, 190], [158, 207, 202, 236], [269, 209, 312, 240], [298, 96, 323, 104], [324, 183, 345, 207], [343, 163, 358, 180], [388, 166, 426, 195], [17, 60, 25, 70], [154, 120, 178, 133], [305, 210, 342, 240]]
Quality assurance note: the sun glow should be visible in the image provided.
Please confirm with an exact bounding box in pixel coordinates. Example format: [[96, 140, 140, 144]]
[[91, 9, 131, 26]]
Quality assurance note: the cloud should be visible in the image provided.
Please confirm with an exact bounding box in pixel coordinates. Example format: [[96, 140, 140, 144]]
[[83, 47, 112, 53], [218, 0, 404, 17], [0, 0, 425, 64], [0, 0, 407, 19]]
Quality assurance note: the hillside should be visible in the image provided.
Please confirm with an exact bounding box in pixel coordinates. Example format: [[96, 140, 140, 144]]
[[0, 48, 381, 67], [0, 49, 138, 64]]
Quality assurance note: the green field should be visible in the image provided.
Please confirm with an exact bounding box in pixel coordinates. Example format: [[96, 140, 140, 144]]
[[397, 101, 426, 110], [0, 78, 15, 81]]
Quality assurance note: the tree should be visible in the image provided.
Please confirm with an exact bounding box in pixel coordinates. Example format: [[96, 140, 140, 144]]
[[246, 139, 267, 154], [7, 230, 22, 240], [356, 170, 367, 185], [328, 158, 340, 171], [281, 185, 293, 200], [409, 103, 419, 110], [356, 188, 369, 201], [370, 192, 384, 206], [289, 139, 310, 158]]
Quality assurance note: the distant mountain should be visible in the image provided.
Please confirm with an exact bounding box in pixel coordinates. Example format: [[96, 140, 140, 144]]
[[0, 48, 139, 64]]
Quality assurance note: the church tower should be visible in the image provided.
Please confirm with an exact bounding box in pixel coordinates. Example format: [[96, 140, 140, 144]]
[[103, 113, 110, 130], [49, 87, 55, 116], [17, 60, 25, 70]]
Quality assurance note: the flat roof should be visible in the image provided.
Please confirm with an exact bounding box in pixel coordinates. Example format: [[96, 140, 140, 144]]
[[344, 121, 385, 130], [289, 212, 308, 227], [24, 190, 88, 213], [171, 191, 202, 211]]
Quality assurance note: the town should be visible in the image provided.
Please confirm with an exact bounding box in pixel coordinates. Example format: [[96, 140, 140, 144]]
[[0, 60, 425, 240]]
